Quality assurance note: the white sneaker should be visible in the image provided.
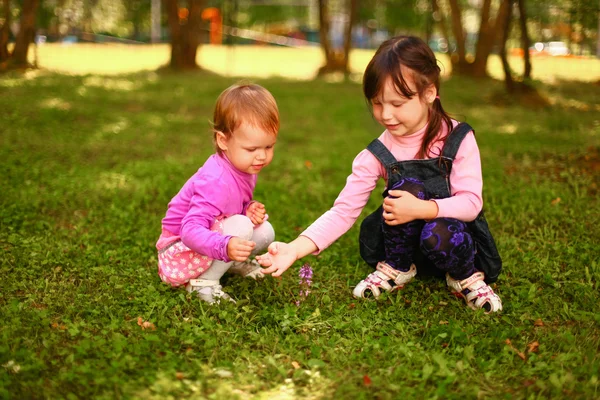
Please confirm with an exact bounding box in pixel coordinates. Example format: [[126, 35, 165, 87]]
[[353, 262, 416, 299], [186, 279, 236, 304], [446, 272, 502, 313], [228, 259, 265, 280]]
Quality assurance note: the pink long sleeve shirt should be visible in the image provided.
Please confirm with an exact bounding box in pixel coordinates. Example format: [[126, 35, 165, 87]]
[[160, 153, 256, 262], [302, 121, 483, 253]]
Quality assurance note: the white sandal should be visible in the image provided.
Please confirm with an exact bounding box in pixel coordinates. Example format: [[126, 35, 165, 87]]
[[228, 259, 265, 280], [186, 279, 236, 304], [353, 262, 416, 299], [446, 272, 502, 313]]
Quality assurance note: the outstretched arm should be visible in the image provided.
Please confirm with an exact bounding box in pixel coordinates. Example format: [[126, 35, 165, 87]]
[[255, 236, 318, 277]]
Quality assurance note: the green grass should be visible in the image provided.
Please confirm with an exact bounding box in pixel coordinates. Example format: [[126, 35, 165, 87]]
[[1, 66, 599, 399]]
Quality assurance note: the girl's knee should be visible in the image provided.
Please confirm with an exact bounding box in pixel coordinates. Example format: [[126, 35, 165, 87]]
[[221, 215, 254, 240], [252, 221, 275, 252], [420, 218, 464, 252]]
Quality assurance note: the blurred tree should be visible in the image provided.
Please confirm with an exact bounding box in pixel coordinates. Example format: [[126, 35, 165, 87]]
[[317, 0, 358, 77], [239, 1, 308, 28], [165, 0, 206, 69], [384, 0, 426, 34], [0, 0, 40, 69], [444, 0, 512, 77], [497, 0, 545, 102], [124, 0, 152, 41], [516, 0, 531, 78], [569, 0, 599, 55], [0, 0, 11, 62]]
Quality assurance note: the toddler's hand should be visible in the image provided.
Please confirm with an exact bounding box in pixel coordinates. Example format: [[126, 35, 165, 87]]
[[227, 237, 255, 262], [255, 242, 296, 277], [246, 202, 267, 225]]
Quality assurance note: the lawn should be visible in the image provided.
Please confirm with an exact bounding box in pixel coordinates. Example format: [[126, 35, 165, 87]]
[[1, 49, 599, 399]]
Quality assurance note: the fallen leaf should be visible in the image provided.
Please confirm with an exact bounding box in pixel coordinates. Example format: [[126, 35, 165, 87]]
[[363, 375, 372, 386], [291, 361, 300, 369], [137, 317, 156, 330], [505, 338, 527, 361], [523, 379, 536, 387], [439, 320, 449, 325], [551, 197, 561, 205], [527, 341, 540, 353], [51, 322, 67, 330], [534, 319, 544, 327]]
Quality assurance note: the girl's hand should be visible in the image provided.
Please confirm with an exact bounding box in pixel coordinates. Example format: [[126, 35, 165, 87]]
[[246, 202, 267, 225], [227, 237, 256, 262], [255, 242, 296, 277], [383, 190, 438, 225]]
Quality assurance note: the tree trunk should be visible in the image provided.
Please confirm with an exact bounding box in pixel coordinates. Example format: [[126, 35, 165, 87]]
[[516, 0, 531, 78], [499, 0, 514, 92], [11, 0, 39, 67], [471, 0, 492, 77], [317, 0, 357, 77], [597, 0, 600, 58], [341, 0, 357, 73], [447, 0, 470, 74], [0, 0, 11, 63], [447, 0, 512, 78], [165, 0, 205, 69]]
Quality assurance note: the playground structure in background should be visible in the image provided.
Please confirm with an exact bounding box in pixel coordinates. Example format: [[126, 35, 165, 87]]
[[201, 7, 222, 45]]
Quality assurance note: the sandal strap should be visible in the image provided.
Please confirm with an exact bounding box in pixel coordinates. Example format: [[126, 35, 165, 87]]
[[376, 262, 400, 280], [189, 278, 219, 288], [456, 271, 485, 291]]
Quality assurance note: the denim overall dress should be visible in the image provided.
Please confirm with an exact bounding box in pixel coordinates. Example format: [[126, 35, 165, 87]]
[[358, 122, 502, 283]]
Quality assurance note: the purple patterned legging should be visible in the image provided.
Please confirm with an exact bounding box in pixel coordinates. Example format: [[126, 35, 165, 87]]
[[382, 178, 476, 280]]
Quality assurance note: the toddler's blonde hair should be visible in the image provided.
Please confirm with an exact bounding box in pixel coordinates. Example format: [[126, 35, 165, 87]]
[[212, 82, 280, 153]]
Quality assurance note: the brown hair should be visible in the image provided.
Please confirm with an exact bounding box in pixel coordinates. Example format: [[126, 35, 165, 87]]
[[212, 82, 280, 153], [363, 35, 453, 159]]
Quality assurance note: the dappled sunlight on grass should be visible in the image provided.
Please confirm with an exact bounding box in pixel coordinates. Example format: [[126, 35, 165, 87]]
[[91, 118, 130, 142], [83, 75, 140, 91], [39, 97, 72, 110], [0, 77, 26, 88], [498, 124, 518, 135], [96, 171, 132, 191], [547, 95, 600, 112]]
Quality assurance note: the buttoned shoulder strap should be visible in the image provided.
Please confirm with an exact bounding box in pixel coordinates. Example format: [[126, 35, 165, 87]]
[[366, 139, 397, 168], [441, 122, 474, 160]]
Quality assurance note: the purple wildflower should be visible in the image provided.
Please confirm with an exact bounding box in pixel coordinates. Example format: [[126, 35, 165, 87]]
[[299, 263, 313, 282], [295, 263, 314, 306]]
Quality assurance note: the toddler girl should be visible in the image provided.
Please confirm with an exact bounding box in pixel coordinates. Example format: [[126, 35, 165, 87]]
[[157, 83, 278, 304], [257, 36, 502, 313]]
